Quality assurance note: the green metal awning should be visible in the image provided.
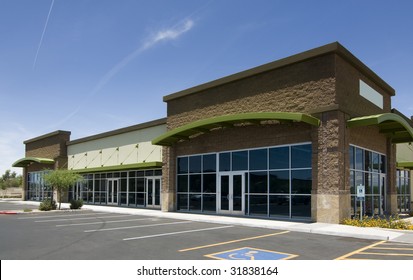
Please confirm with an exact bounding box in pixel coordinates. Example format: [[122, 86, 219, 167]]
[[12, 157, 55, 168], [152, 112, 320, 146], [396, 162, 413, 170], [347, 113, 413, 143], [70, 161, 162, 173]]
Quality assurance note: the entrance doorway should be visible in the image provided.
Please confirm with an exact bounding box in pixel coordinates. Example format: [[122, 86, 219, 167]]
[[146, 176, 161, 208], [218, 172, 245, 215], [107, 179, 119, 205]]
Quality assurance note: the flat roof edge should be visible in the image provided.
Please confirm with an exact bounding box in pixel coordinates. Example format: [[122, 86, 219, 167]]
[[24, 130, 71, 144], [163, 42, 394, 102], [67, 118, 167, 146]]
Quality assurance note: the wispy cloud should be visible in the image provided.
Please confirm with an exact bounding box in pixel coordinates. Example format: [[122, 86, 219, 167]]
[[48, 19, 195, 130], [33, 0, 55, 69], [91, 19, 195, 97], [142, 19, 194, 50]]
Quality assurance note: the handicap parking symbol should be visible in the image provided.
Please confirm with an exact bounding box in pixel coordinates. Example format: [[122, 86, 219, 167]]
[[206, 247, 297, 260]]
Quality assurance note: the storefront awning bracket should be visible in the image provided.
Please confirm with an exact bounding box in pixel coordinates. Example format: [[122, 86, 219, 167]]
[[152, 112, 320, 146]]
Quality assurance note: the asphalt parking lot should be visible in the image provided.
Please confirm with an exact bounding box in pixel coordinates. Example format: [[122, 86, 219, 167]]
[[1, 205, 413, 260]]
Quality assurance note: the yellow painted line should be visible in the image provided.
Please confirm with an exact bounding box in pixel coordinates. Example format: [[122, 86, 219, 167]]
[[358, 252, 413, 257], [379, 242, 410, 245], [379, 243, 413, 247], [371, 247, 413, 251], [179, 230, 290, 252], [335, 240, 386, 260]]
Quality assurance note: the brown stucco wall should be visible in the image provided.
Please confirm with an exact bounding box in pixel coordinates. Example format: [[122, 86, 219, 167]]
[[22, 131, 70, 200], [167, 54, 336, 129], [335, 55, 392, 117], [25, 131, 70, 160]]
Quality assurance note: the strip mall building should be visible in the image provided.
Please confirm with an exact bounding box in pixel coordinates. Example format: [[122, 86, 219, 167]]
[[13, 42, 413, 223]]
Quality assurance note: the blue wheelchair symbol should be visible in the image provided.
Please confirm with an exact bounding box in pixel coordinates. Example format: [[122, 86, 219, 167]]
[[207, 247, 297, 260]]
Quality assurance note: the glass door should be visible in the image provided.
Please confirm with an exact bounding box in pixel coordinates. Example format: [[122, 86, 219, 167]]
[[218, 172, 245, 215], [146, 176, 161, 208], [107, 179, 119, 205]]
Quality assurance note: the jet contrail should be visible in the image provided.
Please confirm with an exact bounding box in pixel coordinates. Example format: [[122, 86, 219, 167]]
[[33, 0, 55, 69], [89, 19, 194, 98], [44, 18, 195, 131]]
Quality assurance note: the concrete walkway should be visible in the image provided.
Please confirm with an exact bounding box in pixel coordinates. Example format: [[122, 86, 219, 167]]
[[3, 199, 413, 244]]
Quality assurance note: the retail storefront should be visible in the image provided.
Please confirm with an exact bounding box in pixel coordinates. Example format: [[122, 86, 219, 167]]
[[14, 120, 166, 209], [12, 42, 413, 223], [66, 119, 166, 209], [153, 42, 413, 223]]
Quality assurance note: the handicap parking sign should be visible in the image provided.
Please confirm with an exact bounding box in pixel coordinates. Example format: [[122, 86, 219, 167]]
[[206, 247, 297, 260]]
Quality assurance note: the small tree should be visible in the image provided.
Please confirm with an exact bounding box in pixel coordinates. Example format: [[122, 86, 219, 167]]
[[43, 169, 83, 210], [0, 170, 22, 198]]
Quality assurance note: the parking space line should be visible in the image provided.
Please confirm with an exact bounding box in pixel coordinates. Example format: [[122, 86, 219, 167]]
[[123, 225, 234, 241], [379, 242, 409, 246], [335, 240, 386, 260], [370, 247, 413, 251], [179, 230, 290, 252], [56, 217, 155, 227], [358, 252, 413, 257], [35, 214, 133, 223], [18, 212, 108, 219], [84, 221, 192, 232]]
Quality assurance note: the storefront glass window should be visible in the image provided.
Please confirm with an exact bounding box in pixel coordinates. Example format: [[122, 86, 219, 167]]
[[27, 170, 52, 201], [349, 145, 386, 217], [189, 156, 201, 173], [177, 153, 217, 213], [68, 169, 161, 208], [396, 169, 411, 213], [269, 146, 289, 170], [232, 151, 248, 171], [291, 145, 312, 169], [219, 153, 230, 172], [249, 149, 268, 170], [176, 143, 312, 220]]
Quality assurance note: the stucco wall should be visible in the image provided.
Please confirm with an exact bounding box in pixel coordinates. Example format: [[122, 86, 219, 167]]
[[68, 124, 166, 170], [167, 54, 336, 129]]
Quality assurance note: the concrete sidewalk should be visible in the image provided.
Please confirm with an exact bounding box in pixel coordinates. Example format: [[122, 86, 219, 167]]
[[4, 199, 413, 244]]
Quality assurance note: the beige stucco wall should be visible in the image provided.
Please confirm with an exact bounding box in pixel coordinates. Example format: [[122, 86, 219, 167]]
[[397, 143, 413, 162], [68, 124, 166, 170]]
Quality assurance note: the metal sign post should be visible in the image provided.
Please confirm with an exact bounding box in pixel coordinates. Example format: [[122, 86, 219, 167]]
[[356, 184, 365, 221]]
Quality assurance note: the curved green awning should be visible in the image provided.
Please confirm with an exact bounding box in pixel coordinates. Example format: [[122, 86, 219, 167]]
[[12, 157, 55, 168], [347, 113, 413, 143], [152, 112, 320, 146], [397, 162, 413, 169]]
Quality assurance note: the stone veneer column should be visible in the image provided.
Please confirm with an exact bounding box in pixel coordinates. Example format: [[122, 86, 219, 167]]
[[312, 111, 351, 223], [161, 146, 176, 212], [386, 139, 398, 214], [22, 168, 28, 200]]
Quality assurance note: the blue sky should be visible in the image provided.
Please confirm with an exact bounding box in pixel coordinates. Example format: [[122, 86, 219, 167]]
[[1, 0, 413, 175]]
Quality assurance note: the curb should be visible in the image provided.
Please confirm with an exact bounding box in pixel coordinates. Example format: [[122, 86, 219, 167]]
[[0, 211, 18, 215]]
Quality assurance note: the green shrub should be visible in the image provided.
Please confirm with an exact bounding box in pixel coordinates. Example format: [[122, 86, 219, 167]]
[[39, 199, 57, 211], [342, 215, 413, 230], [70, 199, 83, 210]]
